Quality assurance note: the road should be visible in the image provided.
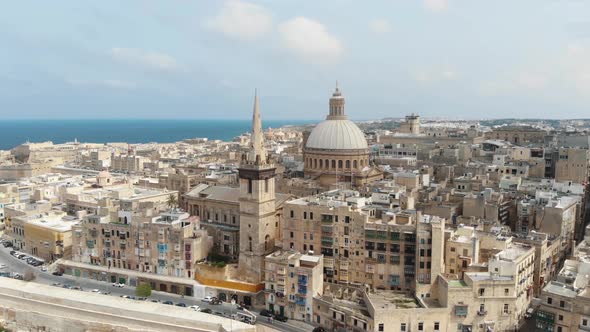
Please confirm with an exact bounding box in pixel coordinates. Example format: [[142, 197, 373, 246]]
[[0, 244, 311, 332]]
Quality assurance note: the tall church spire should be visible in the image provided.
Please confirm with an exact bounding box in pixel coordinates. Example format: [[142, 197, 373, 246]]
[[247, 90, 267, 165]]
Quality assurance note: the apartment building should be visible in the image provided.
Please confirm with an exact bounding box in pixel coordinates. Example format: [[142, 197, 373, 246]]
[[554, 147, 590, 184], [264, 250, 323, 322], [283, 190, 445, 295], [314, 242, 535, 332], [71, 210, 211, 293]]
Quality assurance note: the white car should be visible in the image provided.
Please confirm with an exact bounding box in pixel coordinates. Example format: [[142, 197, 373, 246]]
[[189, 305, 201, 311], [201, 296, 213, 303], [112, 283, 125, 288], [0, 264, 7, 269], [91, 289, 100, 293], [40, 266, 47, 272]]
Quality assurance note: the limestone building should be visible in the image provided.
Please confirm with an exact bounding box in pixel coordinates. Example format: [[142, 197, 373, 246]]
[[70, 209, 211, 295], [264, 250, 323, 322]]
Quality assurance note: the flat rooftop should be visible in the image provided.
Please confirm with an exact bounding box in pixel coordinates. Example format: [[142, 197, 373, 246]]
[[543, 281, 578, 298], [368, 290, 423, 310], [17, 212, 80, 232], [496, 245, 532, 261]]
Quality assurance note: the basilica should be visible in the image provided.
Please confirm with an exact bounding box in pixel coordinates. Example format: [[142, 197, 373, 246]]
[[303, 85, 383, 186]]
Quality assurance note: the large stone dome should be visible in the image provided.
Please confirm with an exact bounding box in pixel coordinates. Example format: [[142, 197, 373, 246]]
[[303, 84, 382, 187], [305, 84, 368, 151], [306, 119, 368, 150]]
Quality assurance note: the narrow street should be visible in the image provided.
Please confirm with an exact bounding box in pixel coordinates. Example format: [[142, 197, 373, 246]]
[[0, 244, 311, 332]]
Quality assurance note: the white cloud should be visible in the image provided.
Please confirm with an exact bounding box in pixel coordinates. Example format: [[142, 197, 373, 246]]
[[205, 0, 272, 41], [66, 78, 136, 89], [278, 17, 343, 64], [424, 0, 448, 12], [109, 48, 178, 71], [368, 19, 392, 34]]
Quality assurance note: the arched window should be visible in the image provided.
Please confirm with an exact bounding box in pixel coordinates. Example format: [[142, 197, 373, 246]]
[[314, 159, 317, 168], [345, 160, 350, 169], [353, 160, 358, 169], [248, 237, 253, 251], [338, 160, 343, 169], [325, 159, 329, 169], [331, 160, 336, 169], [319, 159, 323, 168], [265, 234, 270, 251]]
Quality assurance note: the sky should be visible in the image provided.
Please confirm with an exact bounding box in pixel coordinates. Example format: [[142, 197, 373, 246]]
[[1, 0, 590, 120]]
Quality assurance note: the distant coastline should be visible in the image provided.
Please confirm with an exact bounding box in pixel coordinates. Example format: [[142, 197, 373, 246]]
[[0, 119, 317, 150]]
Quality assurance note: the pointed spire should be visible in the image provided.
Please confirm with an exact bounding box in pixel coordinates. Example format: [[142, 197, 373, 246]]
[[333, 80, 341, 97], [247, 90, 267, 164]]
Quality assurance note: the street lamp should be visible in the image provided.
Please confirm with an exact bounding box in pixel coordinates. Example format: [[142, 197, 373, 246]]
[[101, 271, 107, 293]]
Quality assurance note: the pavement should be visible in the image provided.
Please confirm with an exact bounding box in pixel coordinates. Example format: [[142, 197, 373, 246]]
[[0, 243, 311, 332]]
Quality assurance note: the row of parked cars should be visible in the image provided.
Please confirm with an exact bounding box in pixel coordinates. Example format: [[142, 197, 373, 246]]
[[259, 309, 289, 322], [9, 250, 45, 267], [0, 240, 13, 248]]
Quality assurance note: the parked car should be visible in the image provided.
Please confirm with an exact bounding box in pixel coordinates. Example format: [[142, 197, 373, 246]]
[[120, 295, 130, 299], [274, 315, 288, 322], [112, 282, 125, 287], [91, 289, 100, 293], [175, 303, 187, 307], [259, 309, 274, 318], [525, 308, 534, 319], [189, 305, 201, 311], [71, 286, 83, 291], [2, 241, 13, 248], [101, 291, 111, 295], [9, 250, 16, 256], [201, 296, 213, 303], [209, 297, 221, 305], [201, 308, 212, 314], [163, 300, 174, 305], [51, 283, 62, 287], [13, 273, 23, 280], [150, 299, 159, 303], [0, 264, 6, 269], [52, 271, 63, 276]]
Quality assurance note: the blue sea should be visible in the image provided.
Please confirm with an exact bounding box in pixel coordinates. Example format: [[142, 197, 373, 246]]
[[0, 119, 317, 150]]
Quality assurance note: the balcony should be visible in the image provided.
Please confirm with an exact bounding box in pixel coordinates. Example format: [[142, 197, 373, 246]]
[[455, 305, 468, 317], [297, 287, 307, 296]]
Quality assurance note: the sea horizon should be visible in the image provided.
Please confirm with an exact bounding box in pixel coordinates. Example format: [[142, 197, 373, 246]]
[[0, 119, 319, 150]]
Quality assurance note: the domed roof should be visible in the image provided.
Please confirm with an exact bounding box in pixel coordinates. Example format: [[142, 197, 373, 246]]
[[306, 119, 368, 150], [305, 84, 368, 151]]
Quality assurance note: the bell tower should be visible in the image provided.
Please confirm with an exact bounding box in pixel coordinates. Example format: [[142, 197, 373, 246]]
[[238, 91, 277, 283]]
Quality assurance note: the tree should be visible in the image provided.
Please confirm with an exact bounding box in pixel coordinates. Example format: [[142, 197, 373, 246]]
[[136, 283, 152, 297], [167, 194, 178, 209], [23, 269, 35, 282]]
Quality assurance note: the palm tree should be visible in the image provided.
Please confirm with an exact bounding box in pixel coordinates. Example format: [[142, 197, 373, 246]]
[[167, 194, 178, 209]]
